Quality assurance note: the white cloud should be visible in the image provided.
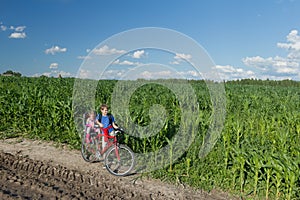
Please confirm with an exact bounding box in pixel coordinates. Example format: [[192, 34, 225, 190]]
[[130, 70, 202, 80], [113, 59, 141, 66], [1, 25, 7, 31], [9, 32, 26, 39], [16, 26, 26, 32], [241, 30, 300, 80], [277, 30, 300, 59], [8, 25, 27, 39], [132, 50, 145, 58], [56, 70, 72, 77], [171, 53, 193, 65], [242, 56, 299, 76], [276, 66, 298, 74], [174, 53, 192, 60], [170, 60, 180, 65], [49, 63, 58, 69], [243, 56, 274, 70], [77, 69, 126, 80], [140, 70, 174, 79], [178, 70, 201, 78], [215, 65, 255, 80], [93, 45, 126, 55], [85, 67, 200, 80], [1, 23, 27, 39], [12, 26, 26, 32], [77, 69, 91, 79], [77, 55, 92, 60], [45, 46, 67, 55]]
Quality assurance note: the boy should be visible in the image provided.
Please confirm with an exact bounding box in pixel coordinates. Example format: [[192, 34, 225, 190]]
[[96, 104, 119, 151]]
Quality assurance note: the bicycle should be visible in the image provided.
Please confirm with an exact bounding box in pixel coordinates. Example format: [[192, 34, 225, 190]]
[[81, 115, 135, 176]]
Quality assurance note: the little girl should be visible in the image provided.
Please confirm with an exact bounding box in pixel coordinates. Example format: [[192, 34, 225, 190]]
[[85, 111, 99, 143]]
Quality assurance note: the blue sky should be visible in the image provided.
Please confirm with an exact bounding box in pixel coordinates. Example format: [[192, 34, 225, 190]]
[[1, 0, 300, 80]]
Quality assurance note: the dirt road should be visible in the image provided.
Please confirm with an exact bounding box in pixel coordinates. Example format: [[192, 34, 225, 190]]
[[0, 138, 236, 199]]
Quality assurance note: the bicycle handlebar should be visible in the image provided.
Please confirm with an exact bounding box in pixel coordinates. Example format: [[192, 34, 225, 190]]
[[115, 128, 125, 134]]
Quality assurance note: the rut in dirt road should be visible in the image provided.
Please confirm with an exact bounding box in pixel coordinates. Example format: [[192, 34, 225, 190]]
[[0, 151, 165, 200]]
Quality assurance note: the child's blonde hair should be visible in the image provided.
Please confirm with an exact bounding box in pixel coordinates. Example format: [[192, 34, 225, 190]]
[[88, 110, 96, 118]]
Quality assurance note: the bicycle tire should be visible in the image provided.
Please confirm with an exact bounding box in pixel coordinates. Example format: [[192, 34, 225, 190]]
[[104, 144, 135, 176], [81, 135, 102, 162], [81, 137, 94, 162]]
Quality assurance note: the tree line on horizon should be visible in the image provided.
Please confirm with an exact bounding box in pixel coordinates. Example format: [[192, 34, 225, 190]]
[[1, 70, 299, 87]]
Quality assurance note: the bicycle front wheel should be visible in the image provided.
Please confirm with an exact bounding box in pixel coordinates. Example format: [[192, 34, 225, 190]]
[[104, 144, 135, 176]]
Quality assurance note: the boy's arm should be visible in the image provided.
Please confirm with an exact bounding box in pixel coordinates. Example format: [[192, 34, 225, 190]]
[[95, 114, 103, 127], [111, 115, 119, 129], [96, 120, 103, 127], [112, 122, 119, 129]]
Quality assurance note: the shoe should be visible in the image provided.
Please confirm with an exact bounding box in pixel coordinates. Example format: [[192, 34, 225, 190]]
[[103, 164, 106, 169]]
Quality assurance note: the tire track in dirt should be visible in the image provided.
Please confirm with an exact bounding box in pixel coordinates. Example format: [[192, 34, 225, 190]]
[[0, 151, 148, 199], [0, 138, 237, 200]]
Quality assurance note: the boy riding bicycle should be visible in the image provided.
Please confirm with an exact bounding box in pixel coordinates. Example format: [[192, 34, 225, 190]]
[[81, 104, 134, 175], [96, 104, 120, 152]]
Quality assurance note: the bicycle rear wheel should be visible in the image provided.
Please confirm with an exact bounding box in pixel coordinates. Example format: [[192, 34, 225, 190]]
[[104, 144, 135, 176], [81, 137, 94, 162], [81, 135, 102, 162]]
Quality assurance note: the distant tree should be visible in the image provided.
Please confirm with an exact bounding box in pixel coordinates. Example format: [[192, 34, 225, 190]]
[[2, 70, 22, 77], [14, 72, 22, 77], [3, 70, 14, 75]]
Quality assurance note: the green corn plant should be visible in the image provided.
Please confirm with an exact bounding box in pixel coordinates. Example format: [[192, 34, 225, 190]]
[[165, 136, 173, 172], [250, 151, 263, 196]]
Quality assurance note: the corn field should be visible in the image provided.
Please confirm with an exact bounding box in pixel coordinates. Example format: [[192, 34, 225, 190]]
[[1, 76, 300, 199]]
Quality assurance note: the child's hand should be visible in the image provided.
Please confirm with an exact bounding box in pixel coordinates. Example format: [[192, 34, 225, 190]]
[[117, 127, 124, 132]]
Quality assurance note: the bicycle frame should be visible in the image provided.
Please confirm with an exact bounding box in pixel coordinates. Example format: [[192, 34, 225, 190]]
[[98, 133, 121, 160]]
